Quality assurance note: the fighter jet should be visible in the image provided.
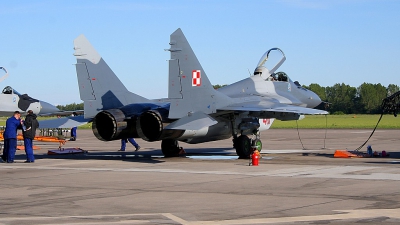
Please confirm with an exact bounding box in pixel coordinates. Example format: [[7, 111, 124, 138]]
[[73, 28, 327, 158], [0, 66, 62, 116], [0, 85, 63, 116]]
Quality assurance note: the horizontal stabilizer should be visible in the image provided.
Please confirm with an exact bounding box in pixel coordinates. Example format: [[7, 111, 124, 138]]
[[39, 115, 90, 129], [165, 111, 217, 130]]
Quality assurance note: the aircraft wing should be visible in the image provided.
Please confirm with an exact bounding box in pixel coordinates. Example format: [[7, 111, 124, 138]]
[[39, 115, 91, 129], [219, 101, 328, 115]]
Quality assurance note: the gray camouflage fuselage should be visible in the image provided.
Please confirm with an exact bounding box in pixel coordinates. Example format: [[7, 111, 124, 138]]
[[71, 29, 327, 157]]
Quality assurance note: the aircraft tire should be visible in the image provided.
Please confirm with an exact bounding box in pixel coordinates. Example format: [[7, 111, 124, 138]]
[[252, 139, 262, 153], [161, 139, 180, 157], [234, 135, 251, 158]]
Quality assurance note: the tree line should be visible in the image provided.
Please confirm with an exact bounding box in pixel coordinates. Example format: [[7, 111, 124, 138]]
[[304, 83, 399, 114], [56, 81, 399, 115], [56, 102, 84, 111]]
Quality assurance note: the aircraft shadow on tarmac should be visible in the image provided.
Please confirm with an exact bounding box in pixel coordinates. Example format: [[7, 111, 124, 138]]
[[366, 161, 400, 164], [13, 147, 238, 163], [364, 151, 400, 163], [306, 153, 334, 158]]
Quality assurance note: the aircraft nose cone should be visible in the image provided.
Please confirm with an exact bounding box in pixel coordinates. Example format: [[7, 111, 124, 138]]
[[39, 101, 60, 115], [308, 92, 323, 108]]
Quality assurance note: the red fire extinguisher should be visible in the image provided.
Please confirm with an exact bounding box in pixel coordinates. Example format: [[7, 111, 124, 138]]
[[251, 150, 260, 166]]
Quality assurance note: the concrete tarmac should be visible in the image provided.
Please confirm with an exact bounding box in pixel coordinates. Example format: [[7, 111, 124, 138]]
[[1, 129, 400, 224]]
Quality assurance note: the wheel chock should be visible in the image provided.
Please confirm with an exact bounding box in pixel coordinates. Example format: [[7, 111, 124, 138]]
[[334, 150, 369, 158]]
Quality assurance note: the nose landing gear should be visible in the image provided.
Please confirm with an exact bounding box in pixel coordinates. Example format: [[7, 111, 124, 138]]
[[233, 133, 262, 158]]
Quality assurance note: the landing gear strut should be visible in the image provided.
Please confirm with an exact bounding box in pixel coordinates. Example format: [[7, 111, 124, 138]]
[[251, 131, 262, 152], [252, 138, 262, 152], [161, 139, 180, 157]]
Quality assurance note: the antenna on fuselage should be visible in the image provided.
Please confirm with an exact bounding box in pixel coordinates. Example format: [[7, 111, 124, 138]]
[[247, 68, 252, 77]]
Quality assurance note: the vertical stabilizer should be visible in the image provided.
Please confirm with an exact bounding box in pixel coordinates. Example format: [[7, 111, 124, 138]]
[[166, 29, 232, 119], [73, 35, 148, 119]]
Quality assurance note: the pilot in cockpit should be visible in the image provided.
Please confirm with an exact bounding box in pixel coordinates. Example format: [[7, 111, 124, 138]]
[[2, 86, 12, 94], [266, 73, 276, 81], [253, 66, 267, 76], [254, 66, 277, 81], [277, 73, 288, 82]]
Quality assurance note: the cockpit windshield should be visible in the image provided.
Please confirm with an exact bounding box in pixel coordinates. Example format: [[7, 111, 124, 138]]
[[2, 86, 21, 95]]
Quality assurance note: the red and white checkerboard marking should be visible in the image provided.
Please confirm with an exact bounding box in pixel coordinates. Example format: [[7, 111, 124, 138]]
[[192, 70, 201, 86]]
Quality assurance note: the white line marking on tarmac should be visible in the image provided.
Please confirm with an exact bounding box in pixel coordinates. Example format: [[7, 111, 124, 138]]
[[162, 213, 189, 224], [193, 208, 400, 224], [43, 220, 148, 225], [0, 213, 160, 221], [0, 213, 164, 224], [350, 131, 384, 134], [2, 165, 400, 180], [1, 209, 399, 224]]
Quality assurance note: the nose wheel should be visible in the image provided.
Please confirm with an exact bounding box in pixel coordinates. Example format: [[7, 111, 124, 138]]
[[233, 134, 262, 158], [233, 135, 252, 158]]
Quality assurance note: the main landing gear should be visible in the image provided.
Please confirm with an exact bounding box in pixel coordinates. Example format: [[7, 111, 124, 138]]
[[233, 133, 262, 158], [161, 139, 181, 157]]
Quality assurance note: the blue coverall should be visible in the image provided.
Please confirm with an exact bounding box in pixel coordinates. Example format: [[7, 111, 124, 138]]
[[71, 127, 77, 140], [2, 116, 22, 163], [120, 138, 139, 151]]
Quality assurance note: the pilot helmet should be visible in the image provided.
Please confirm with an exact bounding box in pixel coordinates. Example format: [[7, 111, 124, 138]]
[[253, 66, 269, 76]]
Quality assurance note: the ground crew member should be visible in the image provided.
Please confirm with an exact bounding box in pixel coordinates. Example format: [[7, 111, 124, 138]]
[[1, 111, 22, 163], [70, 126, 77, 141], [119, 138, 140, 151], [70, 112, 77, 141], [22, 110, 39, 163]]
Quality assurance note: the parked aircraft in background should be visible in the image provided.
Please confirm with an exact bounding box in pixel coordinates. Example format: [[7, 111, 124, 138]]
[[73, 29, 327, 158], [0, 67, 61, 117], [0, 66, 83, 120], [0, 85, 62, 116]]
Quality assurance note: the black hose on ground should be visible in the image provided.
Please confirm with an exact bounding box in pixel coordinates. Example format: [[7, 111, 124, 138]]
[[354, 91, 400, 151]]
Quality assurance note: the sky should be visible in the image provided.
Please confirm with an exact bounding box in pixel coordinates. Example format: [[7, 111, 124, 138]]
[[1, 0, 399, 106]]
